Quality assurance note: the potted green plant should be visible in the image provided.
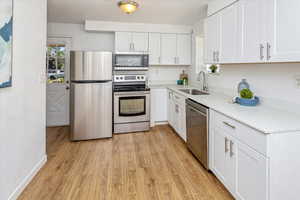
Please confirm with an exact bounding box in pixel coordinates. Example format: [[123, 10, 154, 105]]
[[209, 64, 218, 73]]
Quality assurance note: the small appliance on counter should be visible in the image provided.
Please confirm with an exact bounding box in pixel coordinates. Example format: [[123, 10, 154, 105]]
[[113, 72, 150, 134]]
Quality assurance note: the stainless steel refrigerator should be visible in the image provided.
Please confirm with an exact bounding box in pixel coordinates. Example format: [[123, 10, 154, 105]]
[[70, 51, 112, 141]]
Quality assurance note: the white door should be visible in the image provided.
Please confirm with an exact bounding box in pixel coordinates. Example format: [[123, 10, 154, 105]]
[[161, 34, 177, 65], [177, 34, 192, 65], [219, 3, 239, 63], [132, 32, 149, 52], [46, 37, 71, 127], [115, 32, 132, 52], [149, 33, 161, 65], [266, 0, 300, 62], [237, 0, 266, 63], [236, 141, 268, 200], [204, 14, 220, 63]]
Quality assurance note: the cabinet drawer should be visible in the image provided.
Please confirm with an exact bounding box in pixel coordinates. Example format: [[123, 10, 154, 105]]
[[211, 110, 267, 155], [172, 91, 186, 105]]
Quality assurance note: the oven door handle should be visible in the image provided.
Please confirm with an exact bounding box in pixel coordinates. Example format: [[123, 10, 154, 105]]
[[114, 92, 150, 96]]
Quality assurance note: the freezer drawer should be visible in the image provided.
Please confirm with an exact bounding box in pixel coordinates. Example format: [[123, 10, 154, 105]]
[[70, 51, 112, 81], [70, 82, 112, 140]]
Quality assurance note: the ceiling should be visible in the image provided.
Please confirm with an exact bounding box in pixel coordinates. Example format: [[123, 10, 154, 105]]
[[48, 0, 209, 25]]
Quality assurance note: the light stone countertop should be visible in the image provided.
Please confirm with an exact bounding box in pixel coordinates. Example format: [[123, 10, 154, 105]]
[[149, 84, 300, 134]]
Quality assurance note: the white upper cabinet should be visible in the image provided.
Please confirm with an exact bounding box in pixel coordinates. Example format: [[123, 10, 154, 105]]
[[177, 34, 192, 65], [131, 32, 149, 52], [204, 14, 220, 63], [115, 32, 132, 52], [116, 31, 192, 65], [266, 0, 300, 62], [161, 33, 177, 65], [149, 33, 161, 65], [219, 2, 239, 63], [205, 0, 300, 63], [237, 0, 266, 63], [115, 32, 148, 52]]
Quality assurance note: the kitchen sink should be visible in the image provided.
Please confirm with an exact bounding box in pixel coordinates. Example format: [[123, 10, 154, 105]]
[[179, 89, 209, 95]]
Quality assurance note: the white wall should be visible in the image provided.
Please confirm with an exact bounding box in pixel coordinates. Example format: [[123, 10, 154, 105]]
[[148, 66, 189, 85], [206, 63, 300, 113], [47, 23, 115, 51], [0, 0, 47, 199]]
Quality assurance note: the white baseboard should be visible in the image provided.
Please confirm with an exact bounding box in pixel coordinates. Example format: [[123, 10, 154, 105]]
[[8, 155, 47, 200], [154, 121, 168, 126]]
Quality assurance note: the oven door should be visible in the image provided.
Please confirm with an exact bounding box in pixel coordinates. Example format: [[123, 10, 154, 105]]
[[114, 54, 149, 71], [114, 91, 150, 123]]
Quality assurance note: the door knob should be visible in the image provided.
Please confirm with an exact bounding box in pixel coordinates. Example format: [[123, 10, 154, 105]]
[[66, 86, 70, 90]]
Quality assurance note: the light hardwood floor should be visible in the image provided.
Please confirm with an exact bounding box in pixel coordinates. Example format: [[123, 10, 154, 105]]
[[18, 125, 233, 200]]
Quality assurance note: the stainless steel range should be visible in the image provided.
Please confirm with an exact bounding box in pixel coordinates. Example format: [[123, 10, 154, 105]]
[[113, 74, 150, 134]]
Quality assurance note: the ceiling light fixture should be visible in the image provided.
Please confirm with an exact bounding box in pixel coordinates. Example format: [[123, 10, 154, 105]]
[[118, 0, 139, 14]]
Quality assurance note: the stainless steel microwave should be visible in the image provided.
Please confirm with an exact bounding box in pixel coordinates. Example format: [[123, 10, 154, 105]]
[[113, 53, 149, 71]]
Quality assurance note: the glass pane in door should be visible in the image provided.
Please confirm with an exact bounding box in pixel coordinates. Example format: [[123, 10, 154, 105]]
[[119, 96, 146, 116], [47, 44, 66, 83]]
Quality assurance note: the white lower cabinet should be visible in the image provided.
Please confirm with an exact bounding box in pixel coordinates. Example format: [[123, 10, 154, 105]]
[[150, 88, 168, 127], [167, 89, 186, 142], [236, 142, 268, 200], [210, 110, 268, 200], [212, 126, 236, 194]]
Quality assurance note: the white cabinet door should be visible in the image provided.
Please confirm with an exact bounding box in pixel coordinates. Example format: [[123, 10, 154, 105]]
[[167, 90, 175, 128], [115, 32, 132, 52], [204, 14, 220, 64], [177, 34, 192, 65], [178, 104, 186, 141], [149, 33, 161, 65], [132, 32, 149, 52], [236, 142, 268, 200], [219, 3, 238, 63], [211, 126, 236, 194], [266, 0, 300, 62], [212, 127, 227, 183], [161, 34, 177, 65], [150, 88, 168, 126], [237, 0, 266, 63]]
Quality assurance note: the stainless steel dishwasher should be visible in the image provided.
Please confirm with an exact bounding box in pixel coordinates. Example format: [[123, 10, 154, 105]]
[[186, 99, 209, 169]]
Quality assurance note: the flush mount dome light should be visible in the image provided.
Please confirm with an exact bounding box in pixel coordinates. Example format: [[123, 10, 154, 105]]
[[118, 0, 139, 14]]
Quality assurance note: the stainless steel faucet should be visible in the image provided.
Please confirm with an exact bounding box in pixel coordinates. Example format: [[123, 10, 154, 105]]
[[197, 71, 208, 92]]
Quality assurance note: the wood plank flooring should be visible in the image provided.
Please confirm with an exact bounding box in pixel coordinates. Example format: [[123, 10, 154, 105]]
[[18, 125, 233, 200]]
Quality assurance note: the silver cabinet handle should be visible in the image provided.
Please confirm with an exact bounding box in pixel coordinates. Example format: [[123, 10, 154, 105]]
[[225, 137, 229, 153], [174, 57, 177, 64], [230, 140, 234, 157], [158, 56, 161, 64], [267, 43, 271, 60], [223, 121, 236, 129], [213, 51, 216, 62], [133, 43, 135, 51], [259, 44, 264, 60], [216, 51, 220, 62]]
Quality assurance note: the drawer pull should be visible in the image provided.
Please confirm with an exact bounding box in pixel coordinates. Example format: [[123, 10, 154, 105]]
[[225, 137, 229, 153], [223, 121, 236, 129]]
